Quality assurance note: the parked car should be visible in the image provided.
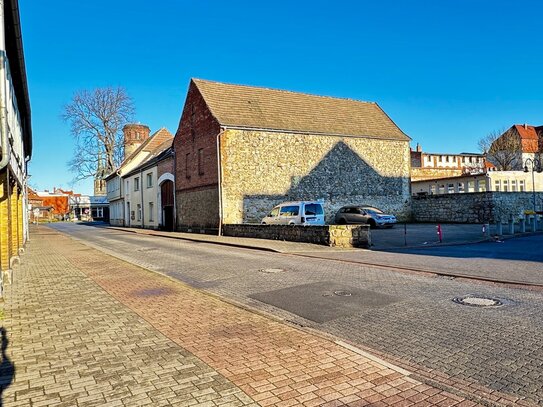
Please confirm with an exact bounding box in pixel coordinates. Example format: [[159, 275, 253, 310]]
[[261, 201, 325, 225], [334, 205, 397, 228]]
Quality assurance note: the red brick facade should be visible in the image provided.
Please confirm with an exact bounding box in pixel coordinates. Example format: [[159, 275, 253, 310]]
[[174, 82, 221, 194]]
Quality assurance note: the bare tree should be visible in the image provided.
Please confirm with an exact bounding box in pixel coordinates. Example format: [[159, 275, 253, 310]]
[[62, 87, 135, 182], [478, 127, 521, 171]]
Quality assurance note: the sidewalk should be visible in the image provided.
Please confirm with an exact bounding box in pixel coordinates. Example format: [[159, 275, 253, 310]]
[[0, 226, 487, 406]]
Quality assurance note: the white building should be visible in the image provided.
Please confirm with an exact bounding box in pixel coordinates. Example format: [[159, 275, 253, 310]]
[[123, 139, 172, 229], [106, 125, 173, 226], [412, 171, 543, 195]]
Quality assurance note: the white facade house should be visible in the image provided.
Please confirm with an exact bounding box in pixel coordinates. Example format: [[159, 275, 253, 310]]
[[105, 126, 173, 226], [123, 139, 172, 229], [412, 171, 543, 195]]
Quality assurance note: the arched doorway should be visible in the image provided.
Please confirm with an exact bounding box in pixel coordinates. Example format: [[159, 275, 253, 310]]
[[160, 180, 175, 231]]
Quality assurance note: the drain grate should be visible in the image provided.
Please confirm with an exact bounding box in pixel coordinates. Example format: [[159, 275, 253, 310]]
[[453, 295, 503, 307]]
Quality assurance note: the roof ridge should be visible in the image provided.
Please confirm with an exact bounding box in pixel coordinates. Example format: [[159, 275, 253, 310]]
[[192, 78, 377, 105]]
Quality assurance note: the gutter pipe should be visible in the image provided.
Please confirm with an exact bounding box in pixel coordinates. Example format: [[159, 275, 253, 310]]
[[216, 127, 227, 236]]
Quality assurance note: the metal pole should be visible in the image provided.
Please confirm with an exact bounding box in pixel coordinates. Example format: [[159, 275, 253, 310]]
[[532, 164, 536, 213]]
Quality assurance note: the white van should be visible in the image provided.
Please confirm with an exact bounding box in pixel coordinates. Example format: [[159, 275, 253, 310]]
[[261, 200, 325, 225]]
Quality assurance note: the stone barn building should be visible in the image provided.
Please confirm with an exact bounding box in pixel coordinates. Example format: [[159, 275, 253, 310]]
[[174, 79, 411, 230]]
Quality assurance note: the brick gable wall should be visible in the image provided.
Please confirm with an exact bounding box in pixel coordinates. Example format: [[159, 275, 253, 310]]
[[174, 82, 222, 228]]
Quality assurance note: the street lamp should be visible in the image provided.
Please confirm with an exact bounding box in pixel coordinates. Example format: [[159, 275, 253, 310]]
[[523, 157, 543, 213]]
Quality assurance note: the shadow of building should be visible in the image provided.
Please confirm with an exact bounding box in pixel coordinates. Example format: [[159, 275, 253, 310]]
[[242, 141, 410, 223]]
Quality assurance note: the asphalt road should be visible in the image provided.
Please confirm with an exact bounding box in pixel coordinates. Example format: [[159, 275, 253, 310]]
[[49, 222, 543, 405]]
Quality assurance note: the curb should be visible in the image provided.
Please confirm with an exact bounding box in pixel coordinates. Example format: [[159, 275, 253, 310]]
[[107, 225, 543, 289]]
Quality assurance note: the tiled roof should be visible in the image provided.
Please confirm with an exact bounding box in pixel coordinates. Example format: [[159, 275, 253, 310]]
[[513, 124, 542, 153], [192, 79, 410, 141], [106, 128, 173, 180], [124, 138, 173, 178], [123, 128, 173, 163]]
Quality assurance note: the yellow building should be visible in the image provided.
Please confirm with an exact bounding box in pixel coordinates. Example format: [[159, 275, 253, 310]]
[[0, 0, 32, 294]]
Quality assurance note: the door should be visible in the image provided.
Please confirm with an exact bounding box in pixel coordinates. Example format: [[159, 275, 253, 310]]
[[160, 180, 175, 231]]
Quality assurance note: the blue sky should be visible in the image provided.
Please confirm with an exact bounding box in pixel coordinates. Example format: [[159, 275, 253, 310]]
[[21, 0, 543, 195]]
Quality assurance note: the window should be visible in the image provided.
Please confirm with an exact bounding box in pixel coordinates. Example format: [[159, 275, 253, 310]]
[[519, 180, 525, 192], [134, 177, 140, 191], [448, 183, 455, 193], [477, 180, 486, 192], [148, 202, 154, 222], [468, 180, 475, 192], [137, 204, 142, 221], [438, 184, 445, 194], [270, 207, 279, 217], [494, 180, 500, 191], [279, 205, 299, 216], [304, 204, 324, 216], [126, 180, 129, 193], [430, 185, 436, 195], [503, 180, 509, 192], [91, 207, 104, 218], [185, 153, 190, 179], [198, 148, 204, 175], [147, 173, 153, 188], [458, 182, 465, 193], [511, 180, 517, 192]]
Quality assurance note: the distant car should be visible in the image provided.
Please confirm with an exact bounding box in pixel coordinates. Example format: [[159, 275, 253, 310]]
[[334, 205, 397, 228], [261, 201, 325, 225]]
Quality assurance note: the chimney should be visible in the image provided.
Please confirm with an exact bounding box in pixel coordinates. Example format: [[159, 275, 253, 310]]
[[524, 123, 528, 129], [416, 143, 422, 152], [123, 123, 151, 159]]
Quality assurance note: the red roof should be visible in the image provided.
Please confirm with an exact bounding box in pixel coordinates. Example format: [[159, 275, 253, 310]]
[[514, 124, 542, 153]]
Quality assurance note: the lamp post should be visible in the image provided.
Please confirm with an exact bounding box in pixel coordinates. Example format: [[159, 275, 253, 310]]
[[523, 157, 543, 213]]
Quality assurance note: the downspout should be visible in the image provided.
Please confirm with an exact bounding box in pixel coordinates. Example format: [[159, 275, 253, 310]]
[[216, 127, 227, 236], [172, 149, 177, 230], [0, 1, 10, 171], [140, 168, 144, 228]]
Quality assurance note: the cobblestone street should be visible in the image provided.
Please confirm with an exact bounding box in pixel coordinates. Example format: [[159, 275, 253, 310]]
[[48, 223, 543, 406], [0, 226, 487, 406]]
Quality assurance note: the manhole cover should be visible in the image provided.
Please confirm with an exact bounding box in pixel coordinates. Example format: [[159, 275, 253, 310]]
[[259, 268, 285, 273], [334, 290, 352, 297], [453, 295, 503, 307]]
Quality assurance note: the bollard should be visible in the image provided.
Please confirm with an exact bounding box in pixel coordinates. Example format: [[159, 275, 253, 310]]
[[520, 216, 526, 233], [482, 223, 490, 239], [496, 220, 502, 236], [508, 215, 515, 235]]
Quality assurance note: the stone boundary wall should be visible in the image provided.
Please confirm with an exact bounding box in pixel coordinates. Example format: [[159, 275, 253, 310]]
[[412, 192, 543, 223], [223, 224, 371, 248]]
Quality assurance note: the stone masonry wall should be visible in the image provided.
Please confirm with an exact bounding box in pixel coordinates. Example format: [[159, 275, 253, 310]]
[[412, 192, 543, 223], [220, 130, 411, 225], [223, 224, 371, 248], [411, 167, 463, 182], [176, 187, 219, 229]]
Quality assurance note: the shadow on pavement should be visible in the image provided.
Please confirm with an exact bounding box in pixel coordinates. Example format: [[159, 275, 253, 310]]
[[0, 327, 15, 407], [379, 234, 543, 263]]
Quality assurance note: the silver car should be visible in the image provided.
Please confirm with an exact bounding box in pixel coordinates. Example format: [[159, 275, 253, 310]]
[[334, 205, 397, 228]]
